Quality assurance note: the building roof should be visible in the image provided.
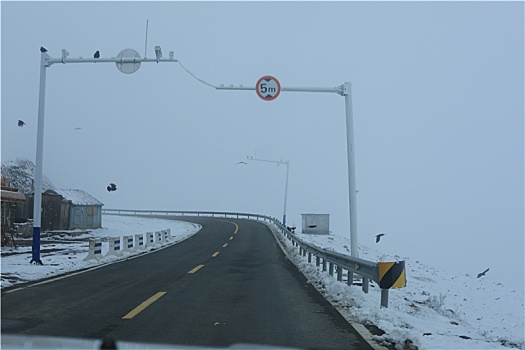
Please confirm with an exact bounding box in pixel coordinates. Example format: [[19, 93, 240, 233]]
[[1, 189, 26, 203], [53, 189, 103, 206]]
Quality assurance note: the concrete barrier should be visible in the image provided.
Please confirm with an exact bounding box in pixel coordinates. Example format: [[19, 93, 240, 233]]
[[135, 233, 146, 250], [155, 231, 163, 246], [122, 235, 134, 253], [162, 229, 171, 243], [84, 228, 171, 261], [145, 232, 155, 248], [84, 238, 103, 261], [106, 237, 122, 257]]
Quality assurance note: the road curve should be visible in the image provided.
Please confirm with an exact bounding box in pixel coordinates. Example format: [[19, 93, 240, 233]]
[[1, 217, 374, 350]]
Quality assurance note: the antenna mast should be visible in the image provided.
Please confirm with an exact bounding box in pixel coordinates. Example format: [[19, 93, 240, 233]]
[[144, 19, 149, 58]]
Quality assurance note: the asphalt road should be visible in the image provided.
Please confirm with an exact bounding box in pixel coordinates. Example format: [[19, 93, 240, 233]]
[[1, 217, 374, 350]]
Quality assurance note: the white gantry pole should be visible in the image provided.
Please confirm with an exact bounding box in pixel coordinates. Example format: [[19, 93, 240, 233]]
[[218, 82, 359, 258], [31, 51, 49, 264], [31, 47, 177, 265], [342, 82, 359, 258]]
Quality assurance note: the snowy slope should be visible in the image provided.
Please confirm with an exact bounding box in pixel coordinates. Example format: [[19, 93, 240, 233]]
[[1, 151, 55, 194], [277, 230, 524, 350]]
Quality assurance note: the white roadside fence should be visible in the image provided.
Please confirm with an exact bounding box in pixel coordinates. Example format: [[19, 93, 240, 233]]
[[84, 229, 172, 261]]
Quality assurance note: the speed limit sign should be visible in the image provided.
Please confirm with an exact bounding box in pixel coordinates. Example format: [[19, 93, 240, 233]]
[[256, 76, 281, 101]]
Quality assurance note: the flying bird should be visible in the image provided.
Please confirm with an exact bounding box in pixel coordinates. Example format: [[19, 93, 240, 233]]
[[94, 50, 100, 59], [375, 233, 386, 243], [307, 225, 317, 229], [236, 161, 247, 165], [40, 46, 47, 53], [477, 268, 489, 278], [107, 183, 117, 192], [74, 127, 82, 130], [18, 120, 26, 127]]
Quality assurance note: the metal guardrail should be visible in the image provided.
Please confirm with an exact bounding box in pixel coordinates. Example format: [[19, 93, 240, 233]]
[[102, 209, 394, 307]]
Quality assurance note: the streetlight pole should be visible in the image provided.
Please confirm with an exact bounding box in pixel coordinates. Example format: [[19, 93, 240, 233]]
[[31, 47, 177, 265], [217, 82, 359, 258], [246, 156, 290, 226]]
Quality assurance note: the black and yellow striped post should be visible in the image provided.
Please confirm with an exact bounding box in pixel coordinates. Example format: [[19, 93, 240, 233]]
[[378, 261, 406, 308]]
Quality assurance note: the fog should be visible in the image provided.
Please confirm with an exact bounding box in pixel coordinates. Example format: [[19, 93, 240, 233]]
[[1, 1, 523, 289]]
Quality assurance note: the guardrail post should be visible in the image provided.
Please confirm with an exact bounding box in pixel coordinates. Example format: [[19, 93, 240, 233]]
[[362, 277, 369, 293], [329, 262, 334, 276], [337, 266, 343, 282], [316, 256, 320, 267], [381, 289, 389, 308], [348, 271, 354, 285], [308, 252, 312, 263], [322, 259, 327, 272]]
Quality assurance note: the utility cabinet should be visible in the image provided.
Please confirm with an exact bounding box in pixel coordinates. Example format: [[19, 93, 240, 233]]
[[301, 214, 329, 235]]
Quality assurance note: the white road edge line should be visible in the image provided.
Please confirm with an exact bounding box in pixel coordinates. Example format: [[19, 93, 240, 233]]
[[350, 322, 390, 350]]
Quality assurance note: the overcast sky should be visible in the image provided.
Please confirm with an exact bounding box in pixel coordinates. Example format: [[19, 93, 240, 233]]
[[1, 1, 523, 289]]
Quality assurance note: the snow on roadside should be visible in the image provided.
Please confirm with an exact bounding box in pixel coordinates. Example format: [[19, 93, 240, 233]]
[[268, 224, 524, 350], [0, 215, 201, 288]]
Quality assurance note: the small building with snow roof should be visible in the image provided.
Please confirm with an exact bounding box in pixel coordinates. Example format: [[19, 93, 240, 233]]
[[52, 189, 103, 230], [27, 189, 103, 231]]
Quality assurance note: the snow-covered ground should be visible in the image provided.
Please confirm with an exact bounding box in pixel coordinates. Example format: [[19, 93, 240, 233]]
[[1, 215, 523, 350], [0, 215, 201, 288], [271, 227, 525, 350]]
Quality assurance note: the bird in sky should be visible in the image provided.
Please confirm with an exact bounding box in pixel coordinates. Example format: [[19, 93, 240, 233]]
[[94, 50, 100, 59], [107, 183, 117, 192], [40, 46, 47, 53], [74, 127, 82, 130], [236, 161, 247, 165], [375, 233, 386, 243], [308, 225, 317, 229], [477, 268, 489, 278], [18, 120, 26, 127]]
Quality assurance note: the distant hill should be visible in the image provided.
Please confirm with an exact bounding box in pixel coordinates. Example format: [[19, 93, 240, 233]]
[[1, 151, 56, 194]]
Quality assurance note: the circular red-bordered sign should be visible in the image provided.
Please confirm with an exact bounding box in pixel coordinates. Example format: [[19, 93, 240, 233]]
[[256, 76, 281, 101]]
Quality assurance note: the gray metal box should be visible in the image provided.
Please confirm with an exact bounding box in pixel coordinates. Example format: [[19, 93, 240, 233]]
[[301, 214, 329, 235]]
